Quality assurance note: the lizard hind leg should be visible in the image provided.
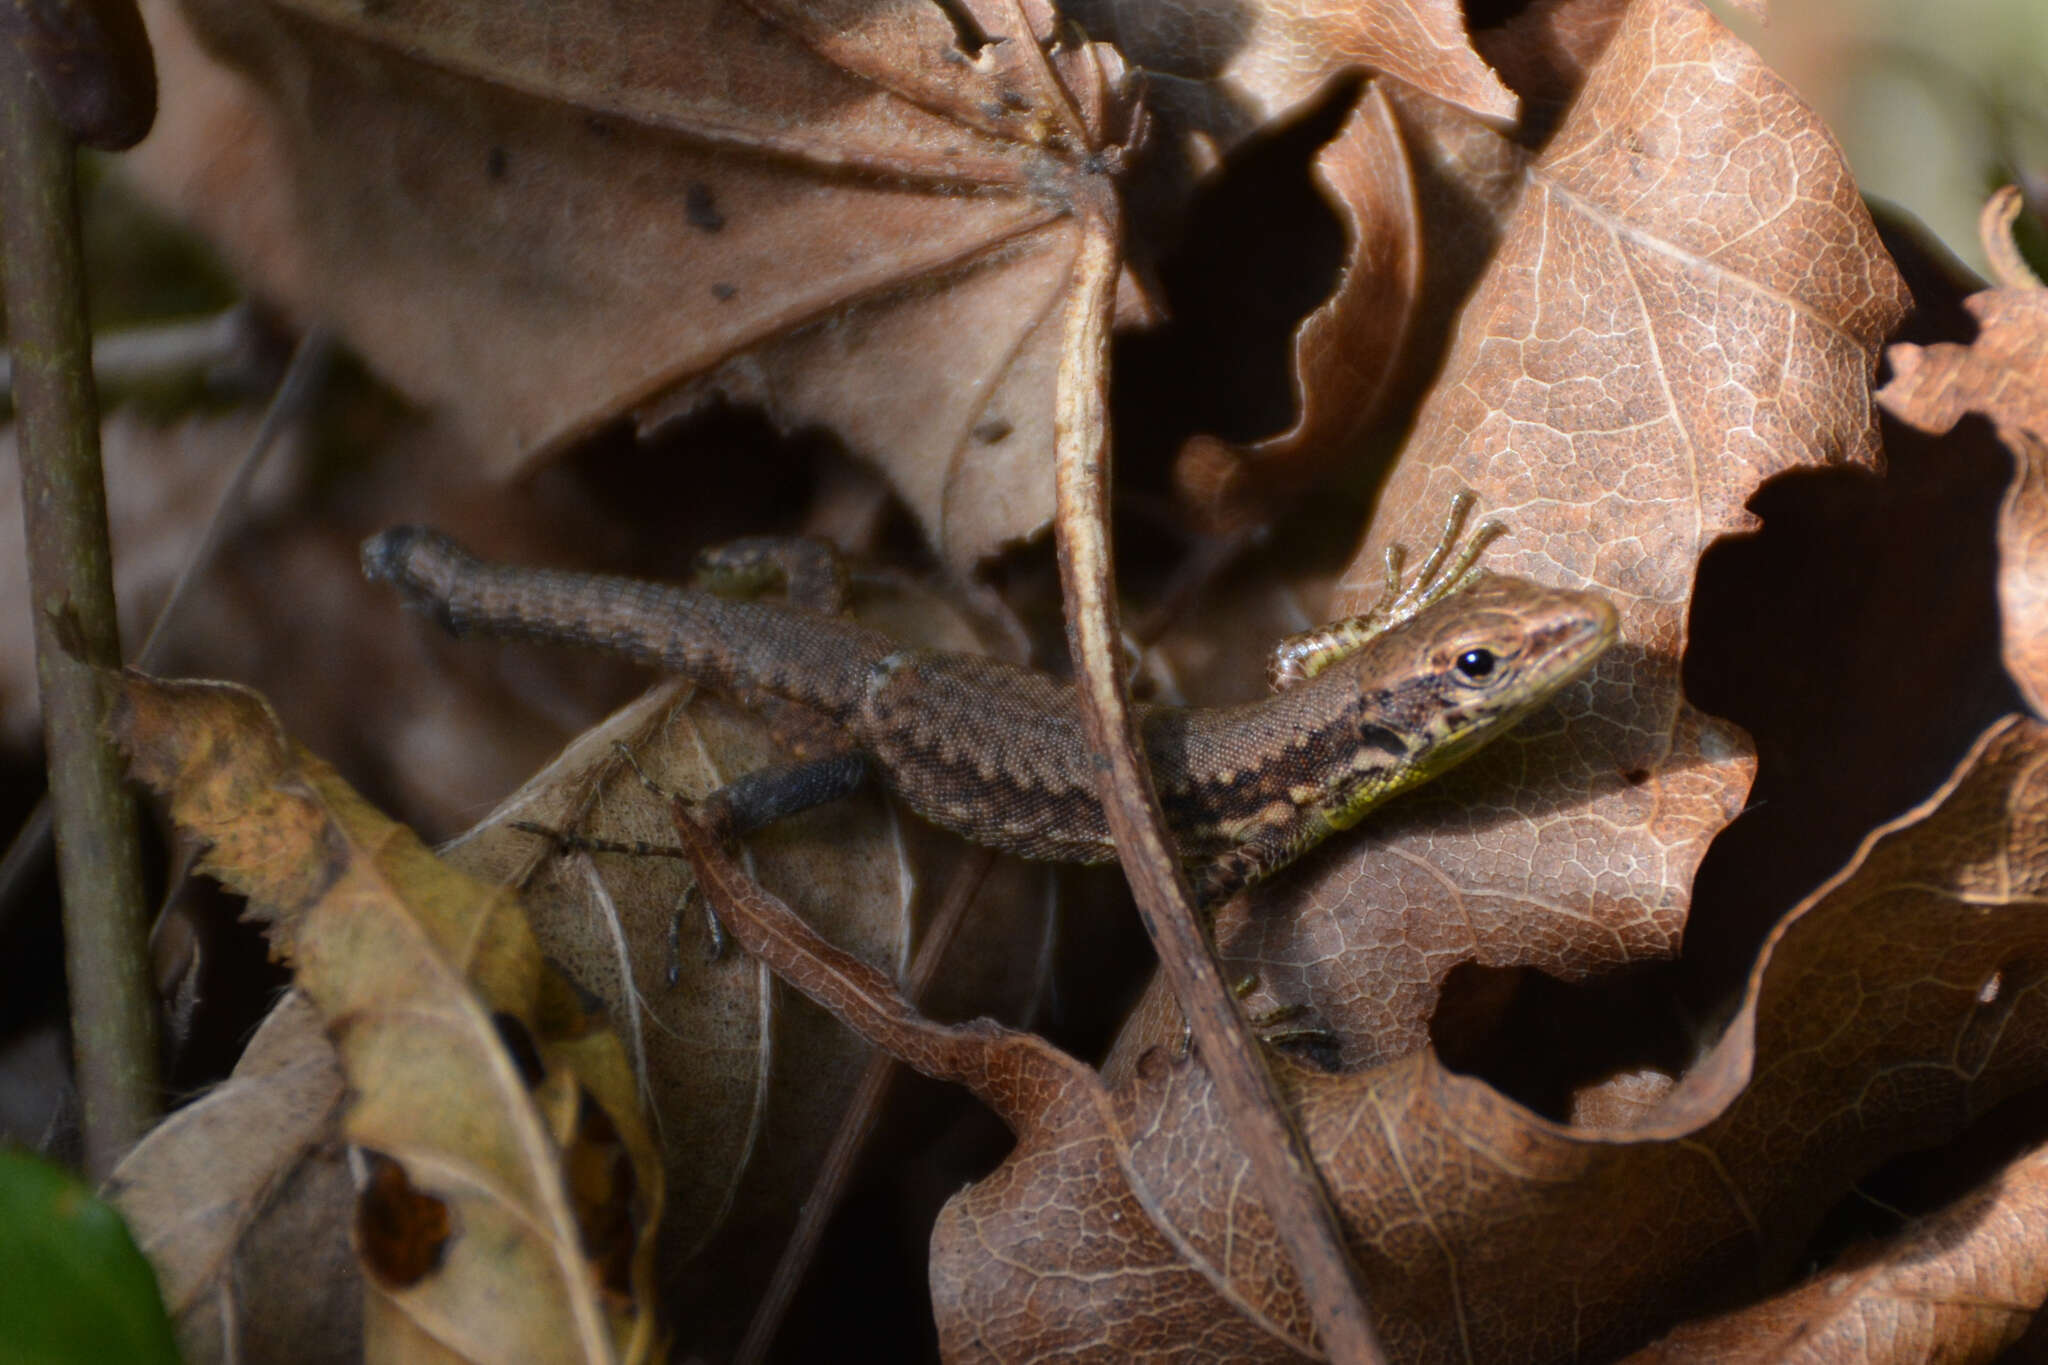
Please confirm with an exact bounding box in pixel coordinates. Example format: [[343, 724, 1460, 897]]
[[1264, 488, 1507, 690], [514, 743, 871, 977], [504, 816, 729, 971]]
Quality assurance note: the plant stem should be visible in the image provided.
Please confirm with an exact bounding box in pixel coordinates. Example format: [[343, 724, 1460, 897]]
[[1052, 204, 1385, 1363], [0, 36, 159, 1179]]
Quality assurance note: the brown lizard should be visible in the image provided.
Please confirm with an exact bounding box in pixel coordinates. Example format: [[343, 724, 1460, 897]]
[[360, 496, 1617, 907]]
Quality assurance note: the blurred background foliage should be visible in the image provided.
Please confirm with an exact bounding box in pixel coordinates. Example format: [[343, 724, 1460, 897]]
[[1739, 0, 2046, 278]]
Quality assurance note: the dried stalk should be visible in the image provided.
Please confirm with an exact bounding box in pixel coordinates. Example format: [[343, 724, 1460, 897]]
[[0, 34, 159, 1177], [1050, 202, 1385, 1362]]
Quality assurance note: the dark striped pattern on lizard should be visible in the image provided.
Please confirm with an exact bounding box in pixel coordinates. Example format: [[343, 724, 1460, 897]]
[[361, 514, 1616, 904]]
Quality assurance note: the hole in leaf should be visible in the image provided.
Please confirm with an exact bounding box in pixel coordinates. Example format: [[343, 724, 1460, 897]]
[[356, 1152, 451, 1288], [566, 1089, 639, 1298], [1461, 0, 1531, 31], [492, 1011, 546, 1088], [1431, 961, 1694, 1122], [1112, 74, 1358, 475]]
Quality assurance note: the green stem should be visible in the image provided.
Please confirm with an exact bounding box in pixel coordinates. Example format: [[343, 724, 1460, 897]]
[[0, 36, 158, 1179]]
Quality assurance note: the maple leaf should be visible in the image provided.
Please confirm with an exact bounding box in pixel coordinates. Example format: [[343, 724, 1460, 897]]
[[128, 0, 1139, 568]]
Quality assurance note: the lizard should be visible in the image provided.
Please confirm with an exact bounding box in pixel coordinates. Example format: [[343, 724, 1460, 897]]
[[359, 493, 1619, 910]]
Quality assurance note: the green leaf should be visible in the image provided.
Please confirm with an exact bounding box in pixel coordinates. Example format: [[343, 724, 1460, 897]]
[[0, 1149, 178, 1365]]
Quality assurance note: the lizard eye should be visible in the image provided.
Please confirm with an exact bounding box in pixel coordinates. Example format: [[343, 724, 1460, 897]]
[[1454, 648, 1497, 682]]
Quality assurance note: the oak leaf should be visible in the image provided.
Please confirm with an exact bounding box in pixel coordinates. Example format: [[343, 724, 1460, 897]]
[[111, 673, 665, 1365]]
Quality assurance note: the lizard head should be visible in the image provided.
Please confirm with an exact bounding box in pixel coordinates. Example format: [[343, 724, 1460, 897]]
[[1321, 571, 1618, 828]]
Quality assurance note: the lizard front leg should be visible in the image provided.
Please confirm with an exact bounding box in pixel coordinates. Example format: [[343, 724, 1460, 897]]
[[1265, 489, 1505, 690]]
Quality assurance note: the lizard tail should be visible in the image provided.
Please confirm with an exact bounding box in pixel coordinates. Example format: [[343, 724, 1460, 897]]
[[361, 526, 894, 724]]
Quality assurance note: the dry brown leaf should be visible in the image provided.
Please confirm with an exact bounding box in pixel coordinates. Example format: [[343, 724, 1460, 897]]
[[1141, 0, 1912, 1069], [660, 683, 2048, 1359], [1169, 81, 1423, 531], [1071, 0, 1514, 531], [108, 993, 357, 1365], [952, 714, 2048, 1360], [125, 0, 1140, 569], [1619, 1140, 2048, 1362], [1068, 0, 1512, 152], [439, 668, 1055, 1354], [111, 673, 665, 1365], [1877, 193, 2048, 714]]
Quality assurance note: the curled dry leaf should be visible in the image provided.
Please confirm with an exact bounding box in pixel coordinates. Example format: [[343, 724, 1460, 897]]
[[665, 692, 2048, 1361], [1092, 0, 1625, 533], [110, 673, 665, 1365], [108, 993, 358, 1365], [1169, 81, 1424, 531], [1878, 188, 2048, 712], [1072, 0, 1516, 531], [1619, 1139, 2048, 1363], [128, 0, 1140, 569], [1153, 0, 1912, 1068]]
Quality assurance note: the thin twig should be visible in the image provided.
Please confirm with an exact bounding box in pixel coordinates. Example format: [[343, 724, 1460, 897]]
[[0, 34, 158, 1178], [0, 305, 272, 407], [0, 327, 335, 928], [134, 328, 334, 665], [1051, 204, 1386, 1362]]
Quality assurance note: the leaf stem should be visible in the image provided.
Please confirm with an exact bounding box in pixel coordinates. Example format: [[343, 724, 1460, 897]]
[[1051, 204, 1386, 1363], [0, 34, 160, 1178]]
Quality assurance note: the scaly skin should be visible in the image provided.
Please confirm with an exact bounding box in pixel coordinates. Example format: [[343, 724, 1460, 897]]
[[362, 517, 1617, 904]]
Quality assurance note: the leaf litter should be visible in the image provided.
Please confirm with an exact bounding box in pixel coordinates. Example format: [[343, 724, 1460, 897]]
[[111, 674, 666, 1364], [85, 0, 2048, 1357]]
